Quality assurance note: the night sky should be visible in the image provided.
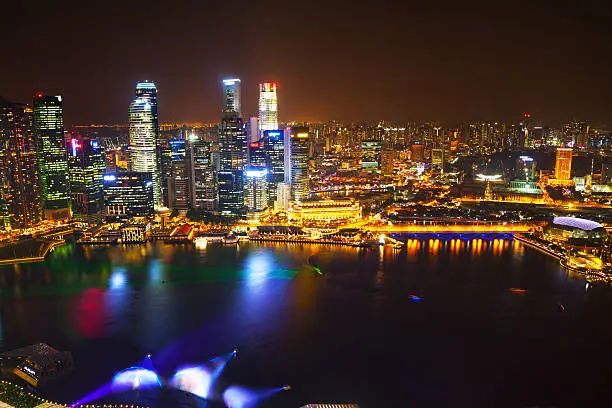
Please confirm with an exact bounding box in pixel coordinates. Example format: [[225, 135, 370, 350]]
[[1, 1, 611, 125]]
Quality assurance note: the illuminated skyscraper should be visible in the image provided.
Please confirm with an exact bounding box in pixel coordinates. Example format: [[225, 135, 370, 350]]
[[168, 138, 189, 211], [33, 94, 70, 220], [554, 148, 573, 181], [188, 138, 217, 211], [361, 140, 382, 170], [218, 79, 247, 217], [103, 172, 154, 221], [222, 79, 241, 119], [258, 82, 278, 135], [287, 126, 310, 201], [263, 130, 285, 206], [245, 167, 268, 213], [516, 155, 537, 181], [0, 98, 42, 228], [129, 81, 162, 209], [68, 136, 106, 225]]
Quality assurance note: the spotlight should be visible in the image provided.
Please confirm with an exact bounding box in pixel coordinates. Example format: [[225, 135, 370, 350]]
[[146, 353, 152, 359], [283, 385, 291, 391], [233, 348, 238, 358]]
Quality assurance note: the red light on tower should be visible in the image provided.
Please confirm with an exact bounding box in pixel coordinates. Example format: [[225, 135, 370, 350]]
[[37, 93, 43, 98], [524, 113, 531, 118]]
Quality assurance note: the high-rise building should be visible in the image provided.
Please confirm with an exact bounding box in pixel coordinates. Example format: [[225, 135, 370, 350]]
[[0, 98, 42, 229], [554, 148, 573, 181], [129, 81, 162, 209], [380, 149, 395, 176], [68, 136, 106, 225], [245, 167, 268, 213], [249, 117, 259, 143], [432, 148, 445, 169], [411, 143, 424, 163], [188, 138, 217, 211], [258, 82, 278, 135], [287, 126, 310, 201], [222, 79, 241, 119], [516, 155, 537, 181], [263, 130, 284, 206], [275, 182, 291, 211], [361, 140, 382, 170], [103, 172, 154, 221], [218, 79, 247, 217], [33, 94, 70, 220], [168, 138, 189, 211]]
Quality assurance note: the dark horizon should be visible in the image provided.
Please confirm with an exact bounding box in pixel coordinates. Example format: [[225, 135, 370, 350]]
[[2, 1, 611, 126]]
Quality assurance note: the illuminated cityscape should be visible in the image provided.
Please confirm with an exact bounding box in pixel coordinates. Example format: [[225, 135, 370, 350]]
[[2, 2, 612, 408]]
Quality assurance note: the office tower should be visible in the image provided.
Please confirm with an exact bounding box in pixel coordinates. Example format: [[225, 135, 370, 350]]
[[245, 167, 268, 213], [380, 149, 395, 176], [68, 136, 106, 225], [287, 126, 310, 201], [128, 81, 162, 209], [258, 82, 278, 135], [361, 140, 382, 170], [411, 143, 424, 162], [249, 117, 259, 142], [103, 172, 154, 221], [0, 98, 42, 229], [554, 148, 573, 181], [432, 148, 445, 167], [222, 78, 241, 119], [248, 139, 267, 167], [218, 77, 247, 217], [516, 155, 537, 181], [275, 182, 291, 211], [168, 138, 189, 211], [188, 139, 217, 211], [263, 130, 284, 206], [33, 94, 70, 220]]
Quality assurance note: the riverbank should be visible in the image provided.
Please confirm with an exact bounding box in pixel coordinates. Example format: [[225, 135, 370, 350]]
[[0, 239, 66, 266]]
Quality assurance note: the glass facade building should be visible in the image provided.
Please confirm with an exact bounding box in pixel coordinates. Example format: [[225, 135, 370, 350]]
[[33, 94, 70, 219], [168, 138, 189, 211], [129, 81, 162, 209], [287, 126, 310, 201], [245, 167, 268, 213], [0, 98, 42, 229], [258, 82, 278, 135], [68, 137, 106, 225], [103, 172, 154, 221], [222, 79, 241, 119], [188, 139, 217, 211], [554, 148, 573, 181], [263, 130, 285, 206]]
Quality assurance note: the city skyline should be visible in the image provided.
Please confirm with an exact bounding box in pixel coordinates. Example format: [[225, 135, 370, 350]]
[[1, 2, 611, 125]]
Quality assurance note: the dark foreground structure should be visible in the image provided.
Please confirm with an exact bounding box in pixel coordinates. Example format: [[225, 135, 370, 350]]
[[0, 343, 74, 387]]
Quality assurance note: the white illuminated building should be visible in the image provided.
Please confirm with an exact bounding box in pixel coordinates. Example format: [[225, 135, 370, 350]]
[[129, 81, 162, 209], [258, 82, 278, 135], [245, 167, 268, 213]]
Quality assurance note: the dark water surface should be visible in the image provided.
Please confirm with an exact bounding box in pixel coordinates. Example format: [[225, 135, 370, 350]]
[[2, 237, 612, 407]]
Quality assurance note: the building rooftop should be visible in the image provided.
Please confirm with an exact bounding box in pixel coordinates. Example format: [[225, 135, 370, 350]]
[[552, 217, 603, 231]]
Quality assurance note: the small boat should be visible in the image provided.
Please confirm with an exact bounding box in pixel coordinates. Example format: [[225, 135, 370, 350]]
[[223, 234, 239, 245], [509, 288, 527, 294], [408, 294, 422, 302], [557, 303, 567, 312]]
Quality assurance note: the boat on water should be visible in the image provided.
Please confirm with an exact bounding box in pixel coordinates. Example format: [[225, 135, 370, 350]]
[[223, 234, 239, 245], [557, 303, 567, 312], [509, 288, 527, 294]]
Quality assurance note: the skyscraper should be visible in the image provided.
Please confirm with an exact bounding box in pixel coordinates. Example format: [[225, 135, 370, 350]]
[[68, 136, 106, 225], [554, 148, 573, 181], [188, 138, 217, 211], [0, 98, 42, 229], [263, 130, 285, 206], [168, 138, 189, 211], [218, 79, 247, 217], [33, 94, 70, 220], [258, 82, 278, 135], [287, 126, 310, 201], [245, 140, 269, 214], [103, 172, 154, 221], [222, 79, 241, 119], [129, 81, 162, 209]]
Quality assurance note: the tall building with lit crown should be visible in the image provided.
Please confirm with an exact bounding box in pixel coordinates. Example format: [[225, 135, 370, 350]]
[[68, 136, 106, 225], [222, 79, 241, 119], [188, 138, 217, 211], [168, 138, 189, 211], [554, 148, 573, 181], [263, 130, 285, 206], [129, 81, 162, 209], [245, 167, 268, 213], [33, 94, 70, 220], [287, 126, 310, 201], [258, 82, 278, 135], [0, 98, 42, 229], [218, 79, 247, 217]]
